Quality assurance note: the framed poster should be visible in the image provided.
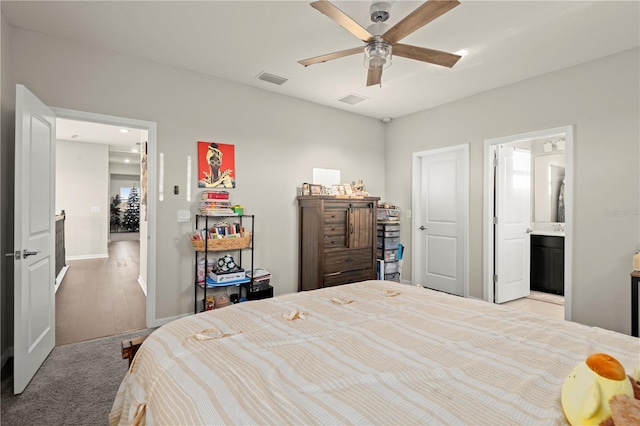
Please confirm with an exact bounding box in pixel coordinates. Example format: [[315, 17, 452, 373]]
[[197, 141, 235, 188]]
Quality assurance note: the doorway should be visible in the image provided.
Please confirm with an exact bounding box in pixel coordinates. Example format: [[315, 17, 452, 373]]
[[54, 118, 148, 345], [483, 126, 573, 320], [411, 144, 469, 296], [52, 107, 157, 331]]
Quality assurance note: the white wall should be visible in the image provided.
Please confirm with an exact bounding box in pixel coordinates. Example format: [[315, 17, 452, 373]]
[[56, 140, 109, 258], [110, 163, 140, 175], [385, 48, 640, 334], [110, 175, 140, 202], [6, 26, 386, 322]]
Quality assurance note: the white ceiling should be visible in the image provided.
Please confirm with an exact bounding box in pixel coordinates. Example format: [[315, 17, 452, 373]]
[[56, 118, 145, 165], [3, 1, 639, 122]]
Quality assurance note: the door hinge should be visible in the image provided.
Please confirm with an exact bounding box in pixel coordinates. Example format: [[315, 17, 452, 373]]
[[493, 274, 498, 283], [493, 157, 498, 168], [493, 216, 498, 225]]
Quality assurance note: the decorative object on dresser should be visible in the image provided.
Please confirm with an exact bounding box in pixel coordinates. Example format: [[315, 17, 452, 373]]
[[298, 195, 379, 291]]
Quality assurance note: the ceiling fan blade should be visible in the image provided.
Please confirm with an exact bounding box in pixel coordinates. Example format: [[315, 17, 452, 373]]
[[366, 68, 383, 87], [299, 46, 363, 67], [383, 0, 460, 44], [311, 1, 373, 42], [393, 44, 461, 68]]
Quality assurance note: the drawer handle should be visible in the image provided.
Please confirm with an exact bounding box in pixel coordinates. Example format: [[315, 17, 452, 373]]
[[331, 241, 337, 245], [344, 258, 354, 263]]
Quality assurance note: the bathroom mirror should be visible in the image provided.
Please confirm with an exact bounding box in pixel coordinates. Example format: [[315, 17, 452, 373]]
[[534, 154, 565, 223]]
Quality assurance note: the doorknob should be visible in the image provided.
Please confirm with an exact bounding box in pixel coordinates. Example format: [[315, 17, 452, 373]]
[[419, 226, 427, 231], [525, 228, 533, 234], [23, 250, 41, 258]]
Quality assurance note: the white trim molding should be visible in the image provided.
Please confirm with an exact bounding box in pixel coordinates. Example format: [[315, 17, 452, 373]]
[[483, 125, 573, 321], [411, 143, 470, 297], [51, 107, 158, 329]]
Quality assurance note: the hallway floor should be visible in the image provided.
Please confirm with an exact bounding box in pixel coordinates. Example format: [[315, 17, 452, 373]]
[[55, 240, 145, 346]]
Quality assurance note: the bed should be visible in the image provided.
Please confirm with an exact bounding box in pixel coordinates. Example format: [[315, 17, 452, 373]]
[[109, 280, 639, 425]]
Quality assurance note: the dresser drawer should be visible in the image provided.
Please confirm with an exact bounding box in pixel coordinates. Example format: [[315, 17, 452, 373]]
[[323, 268, 374, 287], [323, 209, 347, 224], [324, 235, 347, 249], [324, 248, 373, 274], [323, 222, 346, 249]]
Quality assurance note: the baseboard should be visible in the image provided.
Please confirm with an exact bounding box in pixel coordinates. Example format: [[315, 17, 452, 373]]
[[66, 254, 108, 261], [399, 278, 412, 285], [55, 265, 69, 294], [1, 346, 13, 369], [150, 312, 191, 328], [137, 276, 147, 296]]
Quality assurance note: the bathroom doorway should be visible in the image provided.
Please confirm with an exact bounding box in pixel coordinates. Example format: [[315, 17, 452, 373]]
[[483, 126, 574, 321]]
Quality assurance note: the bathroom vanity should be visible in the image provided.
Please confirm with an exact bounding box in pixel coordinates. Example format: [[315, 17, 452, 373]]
[[530, 234, 564, 295]]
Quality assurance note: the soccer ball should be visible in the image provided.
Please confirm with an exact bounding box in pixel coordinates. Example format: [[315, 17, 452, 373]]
[[217, 255, 236, 272]]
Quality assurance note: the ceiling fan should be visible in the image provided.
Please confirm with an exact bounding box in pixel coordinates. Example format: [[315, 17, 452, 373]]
[[299, 0, 462, 87]]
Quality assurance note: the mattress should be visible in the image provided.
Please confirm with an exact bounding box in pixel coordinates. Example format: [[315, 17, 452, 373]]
[[110, 280, 639, 425]]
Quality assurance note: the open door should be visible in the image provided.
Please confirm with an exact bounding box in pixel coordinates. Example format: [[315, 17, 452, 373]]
[[13, 85, 56, 394], [495, 145, 531, 303]]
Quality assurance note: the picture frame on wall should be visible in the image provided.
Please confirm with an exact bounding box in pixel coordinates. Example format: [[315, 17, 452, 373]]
[[310, 184, 322, 195], [197, 141, 236, 188]]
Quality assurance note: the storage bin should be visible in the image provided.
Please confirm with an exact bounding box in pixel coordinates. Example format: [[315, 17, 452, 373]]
[[377, 236, 399, 249], [377, 208, 400, 221], [384, 272, 400, 282], [377, 223, 400, 232], [377, 248, 398, 261], [383, 261, 399, 274], [377, 230, 400, 238]]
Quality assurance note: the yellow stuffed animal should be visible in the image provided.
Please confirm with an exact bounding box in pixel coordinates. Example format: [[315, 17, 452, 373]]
[[562, 353, 640, 426]]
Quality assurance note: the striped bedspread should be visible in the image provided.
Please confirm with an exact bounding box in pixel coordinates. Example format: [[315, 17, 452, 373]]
[[109, 280, 639, 425]]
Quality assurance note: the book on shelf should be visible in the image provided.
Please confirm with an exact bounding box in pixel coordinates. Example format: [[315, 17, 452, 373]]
[[208, 269, 246, 283], [201, 190, 229, 200], [246, 268, 271, 279], [199, 277, 250, 288]]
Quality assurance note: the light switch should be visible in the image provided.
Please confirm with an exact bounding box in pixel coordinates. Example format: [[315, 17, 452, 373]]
[[406, 209, 411, 219], [178, 210, 191, 223]]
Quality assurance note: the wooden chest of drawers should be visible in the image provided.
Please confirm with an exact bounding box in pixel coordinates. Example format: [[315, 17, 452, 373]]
[[298, 196, 379, 291]]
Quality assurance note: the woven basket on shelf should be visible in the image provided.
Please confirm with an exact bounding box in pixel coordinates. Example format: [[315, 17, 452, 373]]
[[191, 233, 252, 252]]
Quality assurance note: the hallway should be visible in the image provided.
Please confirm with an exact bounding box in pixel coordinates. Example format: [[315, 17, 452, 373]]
[[55, 240, 145, 346]]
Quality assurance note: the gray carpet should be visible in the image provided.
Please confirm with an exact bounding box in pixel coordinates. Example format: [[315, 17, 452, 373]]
[[1, 328, 154, 426]]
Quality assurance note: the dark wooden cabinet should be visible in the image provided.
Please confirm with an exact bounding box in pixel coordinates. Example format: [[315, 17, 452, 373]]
[[530, 235, 564, 295], [298, 196, 379, 291]]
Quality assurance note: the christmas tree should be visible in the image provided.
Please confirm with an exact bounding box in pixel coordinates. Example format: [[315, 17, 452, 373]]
[[122, 186, 140, 232]]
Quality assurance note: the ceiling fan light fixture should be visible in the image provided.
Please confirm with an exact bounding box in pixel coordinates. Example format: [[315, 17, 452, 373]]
[[364, 39, 392, 70]]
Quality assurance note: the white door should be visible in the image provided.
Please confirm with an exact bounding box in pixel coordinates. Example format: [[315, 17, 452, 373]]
[[414, 146, 467, 296], [13, 85, 56, 394], [495, 145, 531, 303]]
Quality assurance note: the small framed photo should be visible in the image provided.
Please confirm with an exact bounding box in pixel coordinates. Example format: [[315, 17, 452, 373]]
[[333, 184, 345, 196], [343, 183, 353, 196], [310, 184, 322, 195], [302, 183, 310, 196]]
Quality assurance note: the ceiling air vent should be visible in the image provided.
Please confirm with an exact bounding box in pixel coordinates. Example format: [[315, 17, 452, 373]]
[[256, 72, 288, 86], [337, 93, 367, 105]]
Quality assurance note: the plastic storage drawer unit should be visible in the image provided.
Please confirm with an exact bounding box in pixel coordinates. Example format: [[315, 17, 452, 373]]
[[383, 261, 399, 274], [377, 236, 399, 249], [384, 272, 400, 282], [377, 248, 398, 261]]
